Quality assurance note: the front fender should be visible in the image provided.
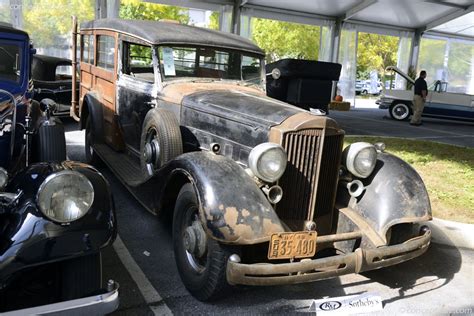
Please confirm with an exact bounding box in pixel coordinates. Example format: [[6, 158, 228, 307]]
[[338, 152, 432, 244], [0, 161, 116, 282], [169, 152, 285, 245]]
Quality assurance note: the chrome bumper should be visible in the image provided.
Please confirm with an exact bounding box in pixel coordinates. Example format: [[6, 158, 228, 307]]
[[3, 281, 119, 316], [376, 99, 391, 109], [227, 229, 431, 286]]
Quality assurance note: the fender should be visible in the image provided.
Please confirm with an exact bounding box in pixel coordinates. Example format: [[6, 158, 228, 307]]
[[80, 92, 104, 142], [165, 152, 285, 245], [338, 152, 432, 244], [0, 161, 116, 283]]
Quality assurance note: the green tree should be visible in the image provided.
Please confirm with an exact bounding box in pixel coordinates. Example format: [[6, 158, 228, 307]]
[[119, 0, 189, 23], [356, 32, 399, 79], [251, 18, 320, 63], [208, 11, 219, 30], [22, 0, 94, 48]]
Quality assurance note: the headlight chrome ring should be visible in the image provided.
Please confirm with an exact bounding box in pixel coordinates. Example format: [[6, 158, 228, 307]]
[[343, 142, 378, 178], [37, 170, 94, 223], [248, 143, 287, 183]]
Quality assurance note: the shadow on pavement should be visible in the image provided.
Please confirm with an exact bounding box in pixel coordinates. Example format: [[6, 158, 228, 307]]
[[362, 231, 462, 306]]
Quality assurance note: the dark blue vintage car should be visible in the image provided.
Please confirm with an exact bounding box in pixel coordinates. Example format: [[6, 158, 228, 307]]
[[0, 23, 118, 314]]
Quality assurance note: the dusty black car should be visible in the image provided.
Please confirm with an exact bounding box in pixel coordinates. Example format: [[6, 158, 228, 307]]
[[0, 24, 118, 313], [74, 19, 432, 301], [32, 54, 78, 117]]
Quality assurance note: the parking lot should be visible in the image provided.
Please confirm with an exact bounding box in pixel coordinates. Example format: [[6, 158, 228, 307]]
[[64, 110, 474, 315]]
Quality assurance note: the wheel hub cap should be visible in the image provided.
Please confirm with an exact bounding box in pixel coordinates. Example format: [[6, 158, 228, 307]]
[[144, 139, 160, 165], [184, 221, 207, 258]]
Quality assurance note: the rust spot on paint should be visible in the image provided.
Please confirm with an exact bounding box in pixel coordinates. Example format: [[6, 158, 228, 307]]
[[224, 207, 238, 226], [263, 218, 283, 234], [242, 209, 250, 217]]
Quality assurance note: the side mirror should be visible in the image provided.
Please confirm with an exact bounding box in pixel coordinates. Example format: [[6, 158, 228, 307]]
[[266, 68, 281, 80]]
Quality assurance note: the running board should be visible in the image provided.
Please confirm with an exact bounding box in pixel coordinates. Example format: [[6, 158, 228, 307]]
[[94, 143, 145, 187]]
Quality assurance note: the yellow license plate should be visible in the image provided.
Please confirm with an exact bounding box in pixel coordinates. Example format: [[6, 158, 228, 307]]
[[268, 231, 317, 260]]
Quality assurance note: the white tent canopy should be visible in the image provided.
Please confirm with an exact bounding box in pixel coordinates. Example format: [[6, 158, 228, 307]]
[[145, 0, 474, 37]]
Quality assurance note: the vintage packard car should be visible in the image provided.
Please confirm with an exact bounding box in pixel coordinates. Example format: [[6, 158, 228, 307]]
[[0, 23, 118, 313], [74, 19, 432, 301], [377, 66, 474, 121]]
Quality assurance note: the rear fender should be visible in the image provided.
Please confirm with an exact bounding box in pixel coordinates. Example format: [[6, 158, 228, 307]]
[[167, 152, 285, 245], [80, 92, 104, 141]]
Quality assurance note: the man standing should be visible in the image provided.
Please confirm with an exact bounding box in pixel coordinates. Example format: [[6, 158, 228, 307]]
[[410, 70, 428, 126]]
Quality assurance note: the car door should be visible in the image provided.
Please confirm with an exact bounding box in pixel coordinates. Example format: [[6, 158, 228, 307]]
[[427, 81, 472, 119], [116, 39, 155, 152]]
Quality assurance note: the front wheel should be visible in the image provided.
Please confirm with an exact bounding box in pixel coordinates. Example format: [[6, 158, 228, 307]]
[[173, 184, 233, 301], [389, 102, 411, 121]]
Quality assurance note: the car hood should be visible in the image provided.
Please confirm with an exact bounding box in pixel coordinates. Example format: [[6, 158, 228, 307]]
[[173, 82, 305, 155], [182, 88, 302, 128]]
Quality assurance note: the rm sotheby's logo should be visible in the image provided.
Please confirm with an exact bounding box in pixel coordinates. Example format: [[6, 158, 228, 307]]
[[319, 301, 342, 311], [308, 293, 383, 314]]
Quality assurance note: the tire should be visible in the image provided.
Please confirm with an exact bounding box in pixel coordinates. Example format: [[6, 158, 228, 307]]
[[389, 102, 411, 121], [85, 115, 101, 165], [140, 108, 182, 179], [173, 184, 233, 301], [60, 253, 102, 300], [361, 89, 368, 95], [35, 120, 67, 162]]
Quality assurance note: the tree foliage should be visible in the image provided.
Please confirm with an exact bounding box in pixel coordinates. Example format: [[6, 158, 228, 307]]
[[251, 18, 320, 63], [208, 11, 219, 30], [119, 0, 188, 23], [22, 0, 94, 48], [356, 33, 399, 79]]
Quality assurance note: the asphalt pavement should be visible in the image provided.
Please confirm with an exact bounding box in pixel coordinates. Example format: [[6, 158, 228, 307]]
[[63, 108, 473, 315]]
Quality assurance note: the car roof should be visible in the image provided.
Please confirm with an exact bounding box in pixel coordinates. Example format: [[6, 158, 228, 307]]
[[81, 19, 264, 56], [0, 23, 29, 38], [34, 54, 71, 65], [32, 55, 71, 81]]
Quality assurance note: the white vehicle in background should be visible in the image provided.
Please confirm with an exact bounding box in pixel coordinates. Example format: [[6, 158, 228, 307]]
[[376, 66, 474, 122], [356, 80, 383, 95]]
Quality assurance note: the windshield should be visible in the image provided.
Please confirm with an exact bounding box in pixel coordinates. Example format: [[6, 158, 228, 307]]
[[157, 46, 262, 85], [0, 41, 22, 84]]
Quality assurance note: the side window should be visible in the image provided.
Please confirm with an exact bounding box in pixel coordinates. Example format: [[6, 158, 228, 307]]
[[81, 34, 94, 65], [123, 42, 154, 82], [97, 35, 115, 71]]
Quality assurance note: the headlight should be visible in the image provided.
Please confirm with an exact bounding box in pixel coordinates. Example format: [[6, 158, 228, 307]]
[[343, 142, 377, 178], [248, 143, 287, 182], [37, 170, 94, 223]]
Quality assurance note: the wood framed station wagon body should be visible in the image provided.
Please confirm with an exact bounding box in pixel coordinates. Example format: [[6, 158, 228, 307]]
[[74, 19, 433, 301]]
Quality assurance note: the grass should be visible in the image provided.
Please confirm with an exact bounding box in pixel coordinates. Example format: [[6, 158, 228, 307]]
[[344, 136, 474, 224]]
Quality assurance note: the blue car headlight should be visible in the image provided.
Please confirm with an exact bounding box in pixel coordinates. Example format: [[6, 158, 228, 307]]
[[37, 170, 94, 223]]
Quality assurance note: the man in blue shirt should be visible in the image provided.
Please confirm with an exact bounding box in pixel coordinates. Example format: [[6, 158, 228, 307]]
[[410, 70, 427, 126]]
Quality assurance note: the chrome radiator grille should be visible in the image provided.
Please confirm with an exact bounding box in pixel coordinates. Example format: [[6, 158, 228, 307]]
[[276, 129, 344, 223]]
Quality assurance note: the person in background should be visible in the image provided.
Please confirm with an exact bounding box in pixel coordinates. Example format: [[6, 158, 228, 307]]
[[410, 70, 427, 126]]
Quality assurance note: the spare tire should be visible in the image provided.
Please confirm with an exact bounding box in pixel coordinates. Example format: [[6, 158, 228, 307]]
[[140, 108, 182, 180], [34, 119, 67, 162]]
